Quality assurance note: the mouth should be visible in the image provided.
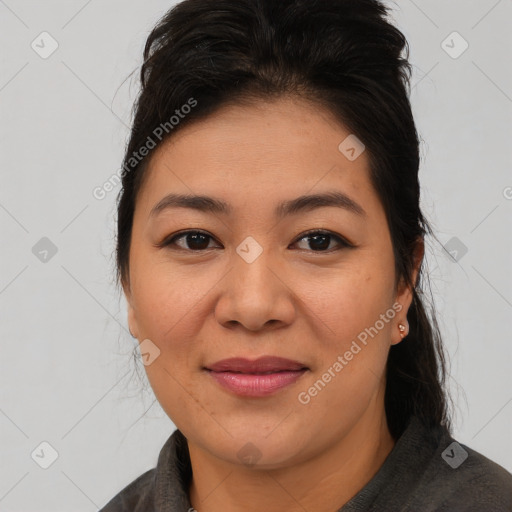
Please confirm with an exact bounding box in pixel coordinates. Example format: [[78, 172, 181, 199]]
[[205, 356, 308, 373], [204, 356, 309, 397]]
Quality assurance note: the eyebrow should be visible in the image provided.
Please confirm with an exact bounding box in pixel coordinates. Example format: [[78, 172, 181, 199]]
[[150, 191, 366, 219]]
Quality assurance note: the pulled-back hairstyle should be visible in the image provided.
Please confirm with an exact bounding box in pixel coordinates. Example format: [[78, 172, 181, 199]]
[[116, 0, 452, 439]]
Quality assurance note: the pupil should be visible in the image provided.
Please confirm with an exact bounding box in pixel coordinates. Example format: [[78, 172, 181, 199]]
[[310, 234, 329, 251], [183, 233, 332, 251], [187, 233, 209, 250]]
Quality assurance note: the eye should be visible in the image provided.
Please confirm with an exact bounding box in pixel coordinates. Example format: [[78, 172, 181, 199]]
[[290, 230, 352, 252], [158, 229, 353, 253], [159, 230, 221, 251]]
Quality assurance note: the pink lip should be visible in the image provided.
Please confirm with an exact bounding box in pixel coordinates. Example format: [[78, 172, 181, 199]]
[[208, 370, 307, 397], [205, 356, 308, 397]]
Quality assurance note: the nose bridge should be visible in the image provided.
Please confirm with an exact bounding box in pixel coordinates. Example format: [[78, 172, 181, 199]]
[[232, 238, 278, 303]]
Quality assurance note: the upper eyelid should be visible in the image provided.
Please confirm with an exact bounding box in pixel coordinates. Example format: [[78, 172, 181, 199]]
[[162, 229, 351, 249]]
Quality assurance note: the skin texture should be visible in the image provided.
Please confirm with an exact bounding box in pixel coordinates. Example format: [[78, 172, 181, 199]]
[[124, 96, 423, 512]]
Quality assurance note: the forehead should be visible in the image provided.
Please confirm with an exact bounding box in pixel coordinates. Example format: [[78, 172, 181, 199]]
[[135, 97, 380, 219]]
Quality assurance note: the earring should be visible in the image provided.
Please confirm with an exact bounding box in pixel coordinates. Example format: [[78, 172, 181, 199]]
[[398, 323, 408, 338]]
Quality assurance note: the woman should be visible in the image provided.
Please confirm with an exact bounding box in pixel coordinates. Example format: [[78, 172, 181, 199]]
[[100, 0, 512, 510]]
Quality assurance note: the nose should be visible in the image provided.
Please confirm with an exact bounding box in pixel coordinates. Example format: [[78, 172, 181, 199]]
[[214, 248, 296, 332]]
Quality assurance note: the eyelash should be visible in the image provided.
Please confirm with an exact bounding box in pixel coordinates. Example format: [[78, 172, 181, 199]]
[[158, 229, 353, 253]]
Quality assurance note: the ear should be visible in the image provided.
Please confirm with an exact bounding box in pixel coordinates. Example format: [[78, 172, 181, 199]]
[[123, 278, 140, 340], [392, 236, 424, 345]]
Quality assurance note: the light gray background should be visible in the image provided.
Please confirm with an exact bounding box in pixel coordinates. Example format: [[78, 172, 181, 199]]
[[1, 1, 511, 510]]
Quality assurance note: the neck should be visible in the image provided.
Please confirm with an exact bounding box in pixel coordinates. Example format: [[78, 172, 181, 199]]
[[187, 403, 395, 512]]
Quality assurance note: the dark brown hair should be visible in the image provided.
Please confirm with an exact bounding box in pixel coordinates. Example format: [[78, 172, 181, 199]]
[[116, 0, 452, 439]]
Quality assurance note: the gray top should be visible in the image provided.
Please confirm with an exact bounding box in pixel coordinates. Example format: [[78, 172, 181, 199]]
[[99, 415, 512, 511]]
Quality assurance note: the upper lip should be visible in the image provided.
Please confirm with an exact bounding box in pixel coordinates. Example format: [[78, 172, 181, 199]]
[[206, 356, 308, 373]]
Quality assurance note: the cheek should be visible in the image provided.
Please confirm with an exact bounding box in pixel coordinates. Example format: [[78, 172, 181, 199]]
[[303, 266, 395, 398], [304, 265, 393, 339], [131, 260, 211, 342], [130, 267, 208, 421]]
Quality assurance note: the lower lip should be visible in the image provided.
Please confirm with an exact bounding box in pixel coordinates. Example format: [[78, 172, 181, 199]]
[[207, 369, 307, 397]]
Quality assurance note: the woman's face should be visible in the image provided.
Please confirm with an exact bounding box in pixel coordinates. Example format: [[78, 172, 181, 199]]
[[125, 96, 418, 468]]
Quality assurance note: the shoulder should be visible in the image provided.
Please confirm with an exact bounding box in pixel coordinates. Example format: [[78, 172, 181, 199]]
[[438, 444, 512, 510], [409, 432, 512, 511], [98, 428, 191, 512], [99, 468, 156, 512]]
